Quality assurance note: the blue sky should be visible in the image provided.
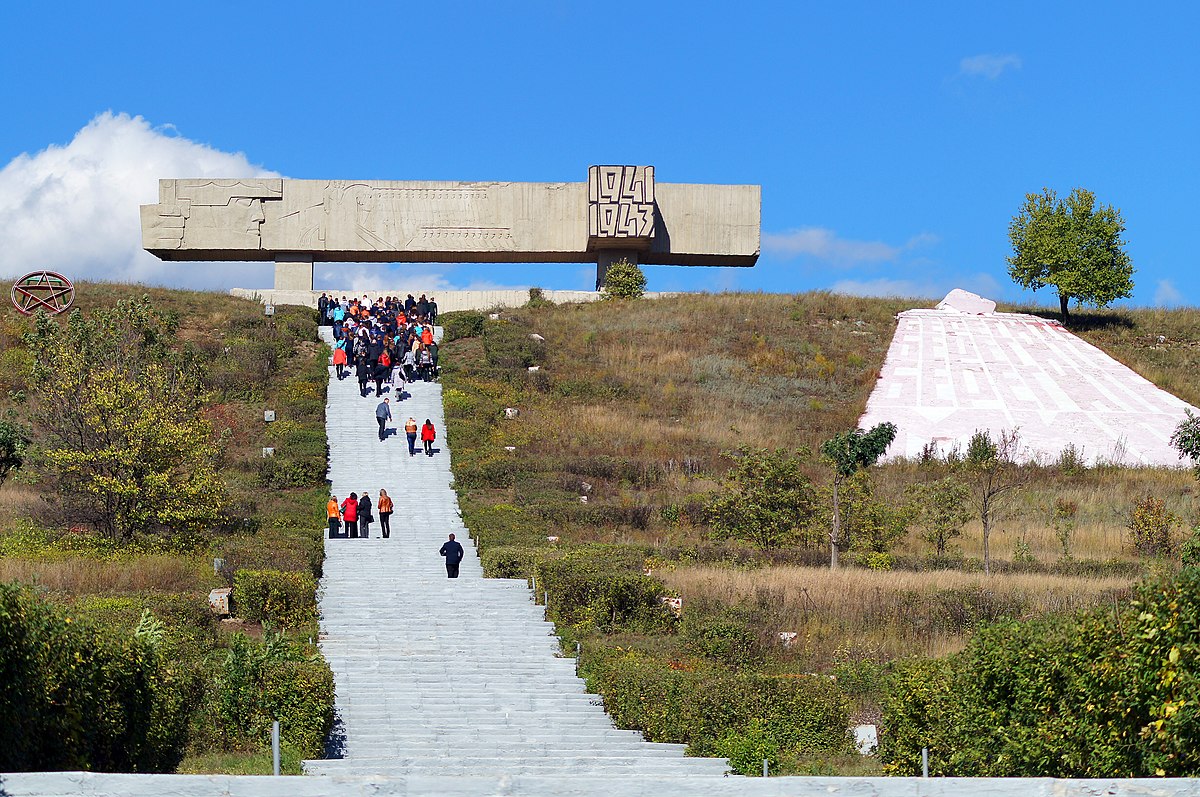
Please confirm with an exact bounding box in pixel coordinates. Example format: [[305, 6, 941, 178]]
[[1, 2, 1196, 305]]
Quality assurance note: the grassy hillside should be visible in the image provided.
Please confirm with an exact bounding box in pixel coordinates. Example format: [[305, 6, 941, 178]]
[[0, 284, 331, 774], [440, 291, 1200, 775]]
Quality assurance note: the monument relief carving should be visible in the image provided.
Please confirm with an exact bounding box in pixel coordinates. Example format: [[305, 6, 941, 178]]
[[141, 166, 760, 293], [587, 165, 655, 247]]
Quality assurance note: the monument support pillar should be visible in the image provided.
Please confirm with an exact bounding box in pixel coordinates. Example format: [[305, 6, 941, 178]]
[[596, 251, 637, 291], [274, 253, 314, 292]]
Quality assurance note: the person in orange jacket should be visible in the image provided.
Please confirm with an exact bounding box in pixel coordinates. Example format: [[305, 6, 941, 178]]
[[421, 325, 434, 347], [326, 495, 341, 538], [377, 489, 394, 539]]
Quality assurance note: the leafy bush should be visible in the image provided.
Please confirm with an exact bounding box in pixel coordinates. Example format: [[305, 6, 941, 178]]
[[682, 607, 763, 669], [480, 545, 544, 579], [1127, 494, 1178, 557], [440, 310, 485, 342], [535, 550, 671, 633], [209, 633, 333, 759], [601, 258, 647, 300], [881, 569, 1200, 777], [581, 647, 850, 773], [233, 569, 317, 629], [0, 583, 194, 772]]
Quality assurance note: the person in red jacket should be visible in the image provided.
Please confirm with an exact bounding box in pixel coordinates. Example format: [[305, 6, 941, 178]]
[[332, 344, 348, 380], [421, 419, 436, 457], [340, 492, 359, 538]]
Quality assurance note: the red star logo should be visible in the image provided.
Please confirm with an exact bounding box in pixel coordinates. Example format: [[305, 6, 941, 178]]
[[10, 271, 75, 315]]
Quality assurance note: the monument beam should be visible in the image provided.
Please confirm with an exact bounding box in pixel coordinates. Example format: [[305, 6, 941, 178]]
[[140, 168, 761, 291]]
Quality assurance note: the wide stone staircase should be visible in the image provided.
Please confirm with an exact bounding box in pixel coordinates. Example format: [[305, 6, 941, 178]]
[[305, 327, 730, 779]]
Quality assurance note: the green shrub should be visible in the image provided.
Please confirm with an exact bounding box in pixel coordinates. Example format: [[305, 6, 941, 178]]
[[535, 551, 670, 632], [601, 258, 646, 300], [1182, 525, 1200, 568], [480, 545, 544, 579], [441, 310, 485, 341], [881, 569, 1200, 777], [0, 583, 193, 772], [581, 647, 850, 772], [233, 569, 317, 629], [210, 633, 333, 759], [682, 608, 763, 669], [482, 320, 544, 370]]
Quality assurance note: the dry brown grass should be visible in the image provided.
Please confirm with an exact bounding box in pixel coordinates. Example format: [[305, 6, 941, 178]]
[[0, 555, 206, 594], [662, 564, 1132, 661]]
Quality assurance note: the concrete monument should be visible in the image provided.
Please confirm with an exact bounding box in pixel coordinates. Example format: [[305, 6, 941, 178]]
[[141, 167, 760, 292]]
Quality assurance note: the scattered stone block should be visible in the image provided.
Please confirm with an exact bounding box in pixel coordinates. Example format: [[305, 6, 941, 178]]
[[854, 724, 878, 755], [489, 313, 501, 320], [529, 333, 545, 342], [504, 407, 519, 419], [504, 446, 517, 452], [547, 536, 560, 543], [778, 631, 798, 648], [579, 495, 588, 504], [661, 596, 683, 617], [208, 587, 233, 616], [264, 409, 276, 422], [262, 446, 275, 457], [528, 366, 540, 372]]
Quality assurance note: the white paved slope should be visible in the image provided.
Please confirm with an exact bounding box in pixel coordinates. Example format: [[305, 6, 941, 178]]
[[306, 327, 729, 778], [860, 308, 1199, 467]]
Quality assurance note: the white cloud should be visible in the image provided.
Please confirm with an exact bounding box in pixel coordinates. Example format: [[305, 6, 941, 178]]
[[959, 53, 1022, 79], [763, 227, 937, 267], [0, 112, 281, 290], [1154, 279, 1185, 307], [831, 271, 1001, 302]]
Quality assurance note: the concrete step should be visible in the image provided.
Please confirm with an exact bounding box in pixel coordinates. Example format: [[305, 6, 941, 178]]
[[312, 325, 727, 778]]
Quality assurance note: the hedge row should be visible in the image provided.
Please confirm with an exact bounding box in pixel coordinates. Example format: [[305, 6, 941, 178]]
[[880, 568, 1200, 777], [0, 583, 194, 772], [581, 647, 850, 775]]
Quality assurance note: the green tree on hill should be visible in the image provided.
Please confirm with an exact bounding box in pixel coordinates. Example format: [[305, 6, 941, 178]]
[[1007, 186, 1134, 323], [25, 297, 227, 541], [707, 447, 816, 550], [820, 422, 897, 568]]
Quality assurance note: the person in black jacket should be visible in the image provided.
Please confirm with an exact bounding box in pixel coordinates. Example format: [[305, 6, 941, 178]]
[[317, 293, 329, 326], [358, 492, 373, 538], [356, 358, 371, 397], [439, 533, 464, 578]]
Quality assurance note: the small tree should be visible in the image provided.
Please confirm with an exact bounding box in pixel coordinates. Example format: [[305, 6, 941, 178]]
[[962, 429, 1028, 575], [814, 471, 911, 559], [707, 447, 816, 550], [820, 423, 897, 568], [601, 258, 646, 300], [26, 298, 228, 540], [1007, 187, 1134, 323], [1127, 495, 1178, 558], [1170, 409, 1200, 478], [0, 418, 27, 486], [908, 476, 971, 558]]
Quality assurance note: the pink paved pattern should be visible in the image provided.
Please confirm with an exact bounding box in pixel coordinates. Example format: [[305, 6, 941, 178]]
[[859, 309, 1197, 467]]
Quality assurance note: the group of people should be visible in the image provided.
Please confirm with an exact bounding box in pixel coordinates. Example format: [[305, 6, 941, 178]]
[[322, 292, 460, 575], [373, 401, 437, 455], [327, 490, 395, 538], [325, 493, 465, 578], [324, 293, 441, 394]]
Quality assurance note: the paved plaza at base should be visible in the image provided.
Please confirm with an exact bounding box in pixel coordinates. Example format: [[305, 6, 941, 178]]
[[860, 306, 1199, 467]]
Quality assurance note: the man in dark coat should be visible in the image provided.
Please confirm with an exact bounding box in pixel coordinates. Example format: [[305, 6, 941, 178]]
[[439, 533, 464, 578], [317, 293, 329, 325]]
